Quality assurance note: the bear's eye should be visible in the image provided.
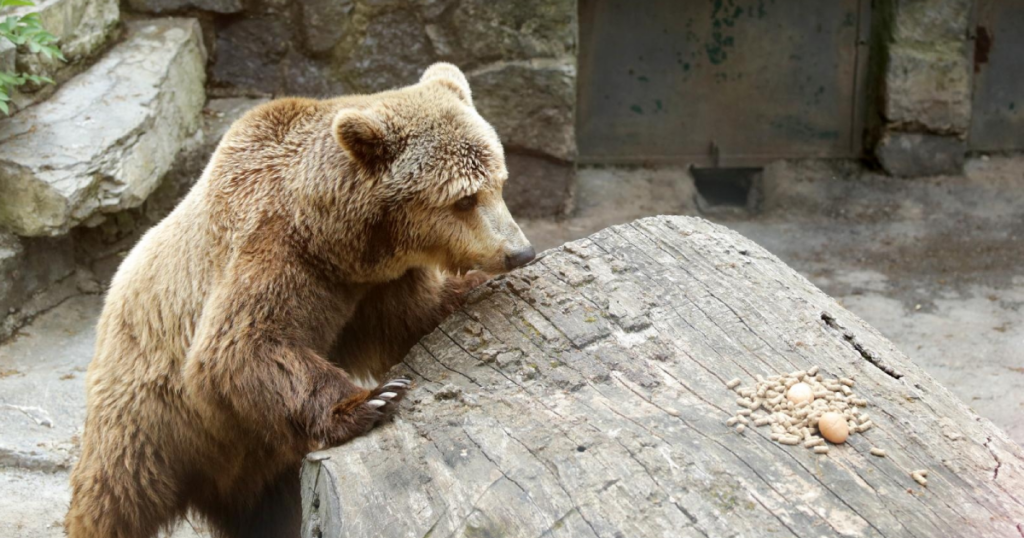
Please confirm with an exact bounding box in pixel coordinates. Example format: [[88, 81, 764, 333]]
[[453, 194, 478, 212]]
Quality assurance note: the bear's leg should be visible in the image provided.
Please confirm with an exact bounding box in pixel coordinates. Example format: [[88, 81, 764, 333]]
[[66, 436, 184, 538], [203, 467, 302, 538], [199, 377, 411, 538], [329, 267, 487, 380]]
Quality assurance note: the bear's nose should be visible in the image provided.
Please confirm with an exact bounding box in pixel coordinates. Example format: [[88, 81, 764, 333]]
[[504, 246, 536, 271]]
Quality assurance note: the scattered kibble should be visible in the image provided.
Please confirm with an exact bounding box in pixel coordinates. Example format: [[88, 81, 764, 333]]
[[870, 447, 886, 457], [911, 469, 929, 486], [724, 367, 878, 456]]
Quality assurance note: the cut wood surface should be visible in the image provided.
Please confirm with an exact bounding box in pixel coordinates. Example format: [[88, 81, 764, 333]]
[[300, 216, 1024, 538]]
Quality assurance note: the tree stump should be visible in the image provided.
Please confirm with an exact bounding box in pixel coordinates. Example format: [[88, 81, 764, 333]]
[[300, 216, 1024, 538]]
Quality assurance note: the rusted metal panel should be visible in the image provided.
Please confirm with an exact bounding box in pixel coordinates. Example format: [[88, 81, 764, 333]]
[[969, 0, 1024, 152], [577, 0, 870, 165]]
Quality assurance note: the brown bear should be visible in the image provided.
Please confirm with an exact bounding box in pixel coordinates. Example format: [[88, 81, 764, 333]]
[[65, 62, 535, 538]]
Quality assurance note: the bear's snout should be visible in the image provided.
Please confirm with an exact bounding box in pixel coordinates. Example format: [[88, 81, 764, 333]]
[[504, 246, 536, 271]]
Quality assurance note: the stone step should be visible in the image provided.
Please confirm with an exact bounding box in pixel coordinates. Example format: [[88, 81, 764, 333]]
[[0, 18, 207, 237], [5, 0, 120, 111]]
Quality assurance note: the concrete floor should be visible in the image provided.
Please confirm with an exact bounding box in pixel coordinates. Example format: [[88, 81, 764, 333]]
[[0, 156, 1021, 536]]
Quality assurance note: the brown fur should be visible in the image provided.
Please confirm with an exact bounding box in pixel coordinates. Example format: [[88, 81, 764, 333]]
[[66, 63, 532, 538]]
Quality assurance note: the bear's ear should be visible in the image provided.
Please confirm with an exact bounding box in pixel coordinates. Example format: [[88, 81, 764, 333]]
[[332, 109, 393, 171], [420, 62, 473, 107]]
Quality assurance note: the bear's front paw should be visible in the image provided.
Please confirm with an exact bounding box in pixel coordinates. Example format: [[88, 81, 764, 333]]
[[329, 377, 412, 443], [452, 270, 490, 295]]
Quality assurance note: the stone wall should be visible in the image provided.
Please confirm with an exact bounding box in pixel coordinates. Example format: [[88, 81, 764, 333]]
[[872, 0, 975, 177], [128, 0, 580, 218]]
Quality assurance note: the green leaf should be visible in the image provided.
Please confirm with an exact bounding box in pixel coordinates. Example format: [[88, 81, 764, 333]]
[[1, 0, 37, 7], [24, 74, 52, 84], [0, 71, 21, 85], [0, 100, 9, 115], [0, 91, 10, 101]]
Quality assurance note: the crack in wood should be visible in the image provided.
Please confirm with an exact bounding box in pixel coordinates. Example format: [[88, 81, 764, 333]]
[[821, 312, 904, 379]]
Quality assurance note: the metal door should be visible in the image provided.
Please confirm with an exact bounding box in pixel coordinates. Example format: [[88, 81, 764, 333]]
[[969, 0, 1024, 152], [577, 0, 871, 166]]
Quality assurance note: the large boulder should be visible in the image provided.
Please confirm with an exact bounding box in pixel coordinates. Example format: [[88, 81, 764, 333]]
[[0, 19, 207, 237]]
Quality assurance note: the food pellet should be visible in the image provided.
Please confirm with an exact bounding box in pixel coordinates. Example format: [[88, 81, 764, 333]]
[[723, 370, 890, 457], [778, 435, 801, 445], [911, 470, 928, 486]]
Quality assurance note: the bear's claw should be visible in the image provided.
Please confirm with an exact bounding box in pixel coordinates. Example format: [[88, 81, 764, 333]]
[[383, 378, 412, 389], [362, 377, 411, 415]]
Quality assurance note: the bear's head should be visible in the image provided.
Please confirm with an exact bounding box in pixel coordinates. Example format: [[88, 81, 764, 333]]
[[332, 63, 535, 281]]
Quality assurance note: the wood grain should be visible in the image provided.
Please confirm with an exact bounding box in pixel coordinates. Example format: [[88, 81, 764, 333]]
[[301, 216, 1024, 538]]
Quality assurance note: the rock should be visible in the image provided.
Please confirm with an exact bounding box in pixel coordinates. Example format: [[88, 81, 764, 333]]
[[884, 42, 972, 133], [0, 18, 207, 237], [298, 0, 355, 54], [891, 0, 972, 44], [210, 16, 291, 94], [469, 58, 576, 161], [127, 0, 242, 14], [0, 233, 25, 315], [334, 7, 436, 93], [202, 97, 268, 145], [0, 232, 78, 342], [7, 0, 120, 109], [876, 132, 966, 177], [444, 0, 576, 64], [279, 49, 350, 97], [504, 153, 574, 218]]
